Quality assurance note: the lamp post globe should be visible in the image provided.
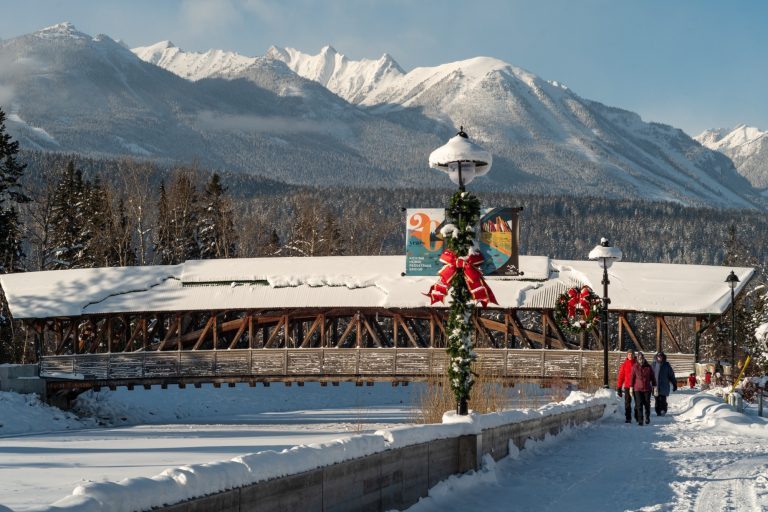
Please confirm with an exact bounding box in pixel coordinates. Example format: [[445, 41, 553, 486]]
[[429, 127, 492, 191], [725, 270, 740, 373], [429, 127, 492, 415], [588, 238, 622, 388]]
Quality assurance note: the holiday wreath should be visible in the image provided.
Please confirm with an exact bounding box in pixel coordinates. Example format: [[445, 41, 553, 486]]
[[554, 285, 602, 334]]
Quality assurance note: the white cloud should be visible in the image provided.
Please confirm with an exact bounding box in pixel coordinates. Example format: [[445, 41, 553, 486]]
[[240, 0, 281, 22], [0, 84, 14, 106], [180, 0, 240, 35], [196, 110, 344, 135]]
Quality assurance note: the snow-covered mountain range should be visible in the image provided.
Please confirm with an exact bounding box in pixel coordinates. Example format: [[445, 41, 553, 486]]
[[696, 125, 768, 190], [0, 23, 762, 208]]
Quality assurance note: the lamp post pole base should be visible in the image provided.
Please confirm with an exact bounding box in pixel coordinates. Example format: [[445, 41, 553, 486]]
[[458, 398, 469, 415]]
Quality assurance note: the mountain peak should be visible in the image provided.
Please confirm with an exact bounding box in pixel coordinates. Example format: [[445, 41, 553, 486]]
[[132, 41, 256, 81], [35, 22, 89, 40], [320, 45, 337, 55]]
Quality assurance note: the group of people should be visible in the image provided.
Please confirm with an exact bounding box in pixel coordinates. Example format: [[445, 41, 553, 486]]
[[616, 349, 677, 425]]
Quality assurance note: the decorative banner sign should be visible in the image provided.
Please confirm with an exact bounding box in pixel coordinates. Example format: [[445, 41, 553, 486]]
[[405, 208, 445, 275], [478, 207, 521, 276], [405, 207, 521, 276]]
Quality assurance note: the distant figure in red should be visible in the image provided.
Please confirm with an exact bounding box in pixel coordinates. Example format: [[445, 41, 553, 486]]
[[630, 352, 657, 425], [616, 349, 638, 423], [688, 373, 697, 389], [704, 370, 712, 389]]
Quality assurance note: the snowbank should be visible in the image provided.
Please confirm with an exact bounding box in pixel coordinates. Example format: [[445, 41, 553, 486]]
[[676, 391, 768, 438], [0, 391, 97, 435], [34, 390, 610, 512]]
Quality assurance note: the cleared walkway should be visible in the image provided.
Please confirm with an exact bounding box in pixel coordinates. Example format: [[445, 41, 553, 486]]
[[405, 390, 768, 511]]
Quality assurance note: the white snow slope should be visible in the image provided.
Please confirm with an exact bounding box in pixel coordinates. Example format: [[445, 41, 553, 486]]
[[697, 125, 768, 189], [131, 41, 257, 81], [130, 40, 760, 209]]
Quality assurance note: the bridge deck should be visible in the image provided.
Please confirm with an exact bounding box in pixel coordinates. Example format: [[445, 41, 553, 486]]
[[41, 349, 695, 391]]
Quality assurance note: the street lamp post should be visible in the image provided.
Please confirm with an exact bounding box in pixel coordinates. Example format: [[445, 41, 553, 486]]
[[428, 128, 492, 415], [725, 270, 740, 372], [589, 238, 622, 388]]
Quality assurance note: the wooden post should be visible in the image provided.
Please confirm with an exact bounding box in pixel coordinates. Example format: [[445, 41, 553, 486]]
[[320, 313, 326, 348], [177, 314, 182, 351], [541, 309, 549, 349], [355, 312, 362, 348], [694, 316, 702, 363], [54, 319, 61, 356], [297, 319, 304, 347], [429, 313, 435, 347], [618, 312, 624, 352], [393, 314, 399, 347], [248, 314, 254, 349], [106, 316, 112, 354], [74, 320, 80, 354], [121, 314, 128, 352], [656, 316, 662, 353], [141, 318, 148, 352], [212, 313, 218, 350]]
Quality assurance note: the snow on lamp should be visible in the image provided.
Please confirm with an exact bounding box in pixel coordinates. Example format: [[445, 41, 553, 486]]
[[428, 127, 492, 189]]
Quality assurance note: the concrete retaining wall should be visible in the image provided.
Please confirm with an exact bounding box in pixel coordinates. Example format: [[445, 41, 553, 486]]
[[157, 403, 606, 512], [0, 364, 45, 397]]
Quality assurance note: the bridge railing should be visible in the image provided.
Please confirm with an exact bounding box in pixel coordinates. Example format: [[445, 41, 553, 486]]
[[39, 349, 695, 382]]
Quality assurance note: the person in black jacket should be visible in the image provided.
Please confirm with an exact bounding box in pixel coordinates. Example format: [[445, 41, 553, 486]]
[[651, 352, 677, 416]]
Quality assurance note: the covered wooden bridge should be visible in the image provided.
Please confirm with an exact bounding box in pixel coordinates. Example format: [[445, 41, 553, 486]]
[[0, 256, 753, 394]]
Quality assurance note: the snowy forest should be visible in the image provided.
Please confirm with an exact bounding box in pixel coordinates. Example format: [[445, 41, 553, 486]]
[[1, 109, 767, 369]]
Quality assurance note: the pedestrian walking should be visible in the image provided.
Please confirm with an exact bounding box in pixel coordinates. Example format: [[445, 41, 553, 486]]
[[704, 370, 712, 389], [630, 352, 657, 425], [688, 373, 697, 389], [616, 349, 637, 423], [714, 362, 724, 386], [651, 352, 677, 416]]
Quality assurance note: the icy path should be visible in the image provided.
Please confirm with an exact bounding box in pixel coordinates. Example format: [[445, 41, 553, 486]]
[[405, 390, 768, 512]]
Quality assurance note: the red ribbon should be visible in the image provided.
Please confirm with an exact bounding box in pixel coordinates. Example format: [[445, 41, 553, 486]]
[[425, 250, 498, 307], [567, 286, 592, 318]]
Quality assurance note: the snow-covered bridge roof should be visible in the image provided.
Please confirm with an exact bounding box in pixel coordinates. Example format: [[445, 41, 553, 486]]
[[0, 256, 754, 319]]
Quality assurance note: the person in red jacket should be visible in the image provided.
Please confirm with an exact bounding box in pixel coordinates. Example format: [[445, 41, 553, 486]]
[[616, 349, 637, 423], [688, 373, 697, 389], [630, 352, 657, 425]]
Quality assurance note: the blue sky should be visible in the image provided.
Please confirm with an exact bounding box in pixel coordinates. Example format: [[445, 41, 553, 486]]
[[2, 0, 766, 136]]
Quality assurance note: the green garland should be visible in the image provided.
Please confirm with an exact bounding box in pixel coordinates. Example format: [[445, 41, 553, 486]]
[[553, 286, 602, 334], [444, 190, 481, 411]]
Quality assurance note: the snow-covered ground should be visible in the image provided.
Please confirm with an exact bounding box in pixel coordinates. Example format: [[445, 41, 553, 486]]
[[406, 389, 768, 512], [0, 383, 419, 511], [1, 385, 766, 511]]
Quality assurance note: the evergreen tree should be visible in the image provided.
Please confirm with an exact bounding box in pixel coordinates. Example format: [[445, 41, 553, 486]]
[[114, 197, 137, 266], [0, 108, 30, 363], [82, 177, 121, 267], [0, 108, 29, 273], [153, 171, 200, 264], [320, 209, 344, 256], [267, 229, 281, 256], [48, 161, 88, 269], [154, 183, 174, 264], [199, 173, 237, 259]]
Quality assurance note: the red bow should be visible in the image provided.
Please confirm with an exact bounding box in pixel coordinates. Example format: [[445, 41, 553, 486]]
[[426, 250, 498, 307], [567, 286, 592, 318]]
